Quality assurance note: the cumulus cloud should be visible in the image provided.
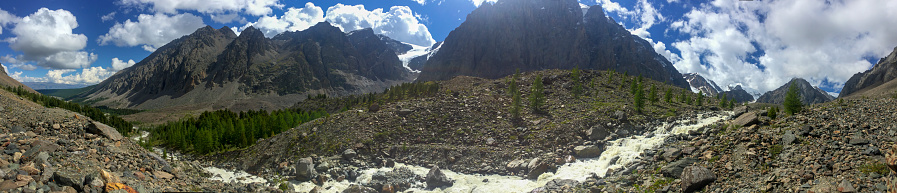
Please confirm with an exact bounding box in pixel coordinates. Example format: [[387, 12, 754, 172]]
[[469, 0, 498, 7], [111, 58, 136, 71], [9, 71, 46, 82], [101, 12, 116, 22], [211, 13, 242, 24], [3, 8, 98, 69], [325, 4, 435, 47], [413, 0, 427, 6], [238, 2, 324, 37], [11, 66, 116, 85], [121, 0, 283, 16], [0, 9, 19, 34], [668, 0, 897, 93], [98, 13, 206, 51]]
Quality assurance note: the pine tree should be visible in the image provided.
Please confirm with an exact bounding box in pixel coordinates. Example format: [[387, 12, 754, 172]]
[[607, 70, 614, 85], [679, 90, 687, 103], [649, 84, 658, 105], [719, 93, 727, 108], [630, 79, 638, 95], [784, 82, 803, 115], [664, 88, 673, 103], [509, 70, 522, 119], [729, 98, 736, 109], [696, 91, 704, 106], [571, 68, 583, 98], [634, 81, 645, 113], [529, 74, 545, 113], [685, 92, 692, 105]]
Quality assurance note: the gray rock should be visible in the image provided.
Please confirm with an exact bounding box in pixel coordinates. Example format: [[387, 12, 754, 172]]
[[733, 106, 747, 118], [52, 171, 84, 192], [782, 130, 796, 145], [573, 145, 603, 158], [587, 125, 610, 141], [4, 143, 18, 155], [863, 146, 881, 155], [663, 148, 682, 162], [342, 149, 357, 160], [838, 179, 856, 193], [315, 161, 331, 173], [539, 179, 580, 192], [662, 158, 696, 178], [798, 125, 813, 136], [849, 134, 870, 145], [426, 166, 454, 189], [87, 121, 124, 141], [36, 152, 49, 165], [342, 185, 377, 193], [397, 109, 414, 117], [506, 159, 527, 173], [10, 125, 25, 133], [614, 110, 627, 122], [732, 112, 759, 127], [681, 166, 715, 193], [296, 157, 317, 181], [526, 158, 548, 179], [146, 153, 172, 173]]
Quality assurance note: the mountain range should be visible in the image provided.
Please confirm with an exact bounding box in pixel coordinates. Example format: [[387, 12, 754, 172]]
[[414, 0, 690, 89], [72, 23, 414, 111], [839, 46, 897, 98], [755, 78, 835, 105]]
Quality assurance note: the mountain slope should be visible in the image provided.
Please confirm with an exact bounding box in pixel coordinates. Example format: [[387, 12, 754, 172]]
[[756, 78, 834, 105], [0, 63, 37, 94], [683, 73, 722, 96], [75, 23, 413, 111], [839, 46, 897, 98], [416, 0, 689, 89], [719, 85, 754, 103]]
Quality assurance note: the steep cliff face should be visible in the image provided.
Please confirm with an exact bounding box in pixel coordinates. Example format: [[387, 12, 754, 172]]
[[839, 46, 897, 98], [77, 23, 413, 110], [417, 0, 689, 88], [756, 78, 834, 105]]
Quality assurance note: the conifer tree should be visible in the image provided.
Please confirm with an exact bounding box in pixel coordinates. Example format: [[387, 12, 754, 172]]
[[784, 82, 803, 115], [529, 74, 545, 113], [649, 84, 658, 105], [664, 88, 673, 103], [697, 91, 704, 106]]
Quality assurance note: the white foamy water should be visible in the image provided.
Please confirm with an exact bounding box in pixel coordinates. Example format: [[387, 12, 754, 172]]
[[291, 112, 731, 192], [205, 167, 268, 184]]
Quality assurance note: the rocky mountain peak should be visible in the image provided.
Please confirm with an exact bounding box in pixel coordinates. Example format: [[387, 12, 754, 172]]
[[839, 45, 897, 98], [756, 78, 833, 105], [218, 26, 237, 38], [683, 73, 722, 96]]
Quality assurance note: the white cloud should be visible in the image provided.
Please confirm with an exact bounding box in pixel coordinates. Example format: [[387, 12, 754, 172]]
[[98, 13, 206, 52], [1, 63, 7, 74], [9, 71, 47, 82], [596, 0, 635, 18], [46, 67, 116, 85], [121, 0, 284, 16], [8, 8, 88, 63], [0, 9, 20, 34], [111, 58, 136, 71], [101, 12, 116, 22], [211, 13, 242, 24], [239, 2, 324, 37], [43, 51, 97, 69], [325, 4, 436, 47], [469, 0, 498, 7], [668, 0, 897, 93], [413, 0, 427, 6]]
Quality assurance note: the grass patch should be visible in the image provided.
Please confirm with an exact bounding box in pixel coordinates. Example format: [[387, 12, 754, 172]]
[[859, 161, 889, 175]]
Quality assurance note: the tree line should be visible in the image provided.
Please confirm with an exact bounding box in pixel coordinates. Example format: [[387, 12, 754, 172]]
[[3, 86, 133, 135]]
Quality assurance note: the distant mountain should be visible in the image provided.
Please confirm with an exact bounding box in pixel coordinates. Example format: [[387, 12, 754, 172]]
[[683, 73, 722, 96], [839, 46, 897, 98], [0, 63, 37, 93], [74, 23, 413, 111], [416, 0, 690, 89], [406, 41, 442, 71], [719, 85, 754, 103], [23, 82, 90, 90], [756, 78, 834, 105]]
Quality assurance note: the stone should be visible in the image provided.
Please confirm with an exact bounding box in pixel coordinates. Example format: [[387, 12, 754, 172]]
[[863, 146, 881, 155], [397, 109, 414, 117], [4, 143, 19, 155], [342, 149, 357, 160], [663, 148, 682, 162], [296, 157, 317, 181], [20, 164, 40, 175], [848, 134, 869, 145], [586, 125, 610, 141], [52, 124, 60, 129], [145, 153, 172, 173], [541, 179, 581, 191], [662, 158, 696, 178], [680, 166, 715, 193], [153, 171, 174, 180], [426, 166, 454, 189], [614, 111, 627, 122], [13, 152, 22, 163], [798, 125, 813, 136], [21, 145, 41, 162], [838, 179, 856, 193], [52, 171, 84, 192], [733, 106, 747, 118], [782, 130, 796, 145], [315, 161, 330, 173], [87, 121, 124, 141], [506, 159, 527, 173], [0, 180, 17, 191], [309, 186, 323, 193], [732, 112, 759, 127], [133, 171, 145, 181], [10, 125, 25, 133], [526, 158, 549, 179], [342, 184, 377, 193], [573, 145, 602, 158]]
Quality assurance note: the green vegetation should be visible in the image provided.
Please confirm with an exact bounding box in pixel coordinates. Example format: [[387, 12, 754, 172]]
[[3, 86, 134, 136], [648, 84, 658, 105], [696, 91, 704, 106], [607, 70, 615, 85], [529, 74, 545, 113], [784, 82, 803, 115], [679, 90, 687, 104], [36, 85, 95, 99], [768, 106, 779, 119], [769, 144, 783, 159], [858, 161, 889, 175], [664, 88, 672, 104], [151, 108, 327, 154], [719, 93, 727, 108], [729, 98, 736, 109], [571, 68, 583, 98], [634, 79, 645, 113], [508, 70, 522, 119]]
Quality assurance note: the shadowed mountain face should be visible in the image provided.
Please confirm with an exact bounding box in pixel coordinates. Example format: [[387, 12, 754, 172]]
[[840, 46, 897, 98], [683, 73, 722, 96], [76, 23, 413, 110], [720, 85, 754, 103], [416, 0, 689, 89], [756, 78, 834, 105]]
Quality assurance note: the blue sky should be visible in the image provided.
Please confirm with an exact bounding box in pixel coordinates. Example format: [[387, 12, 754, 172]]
[[2, 0, 897, 96]]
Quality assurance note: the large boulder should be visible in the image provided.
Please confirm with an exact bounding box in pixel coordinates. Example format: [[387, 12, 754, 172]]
[[87, 121, 124, 141], [506, 159, 528, 174], [661, 158, 696, 178], [681, 166, 716, 193], [732, 112, 759, 127], [526, 158, 549, 179], [733, 106, 747, 118], [426, 166, 454, 189], [52, 170, 85, 192], [296, 157, 317, 181], [573, 145, 603, 158], [586, 125, 610, 141]]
